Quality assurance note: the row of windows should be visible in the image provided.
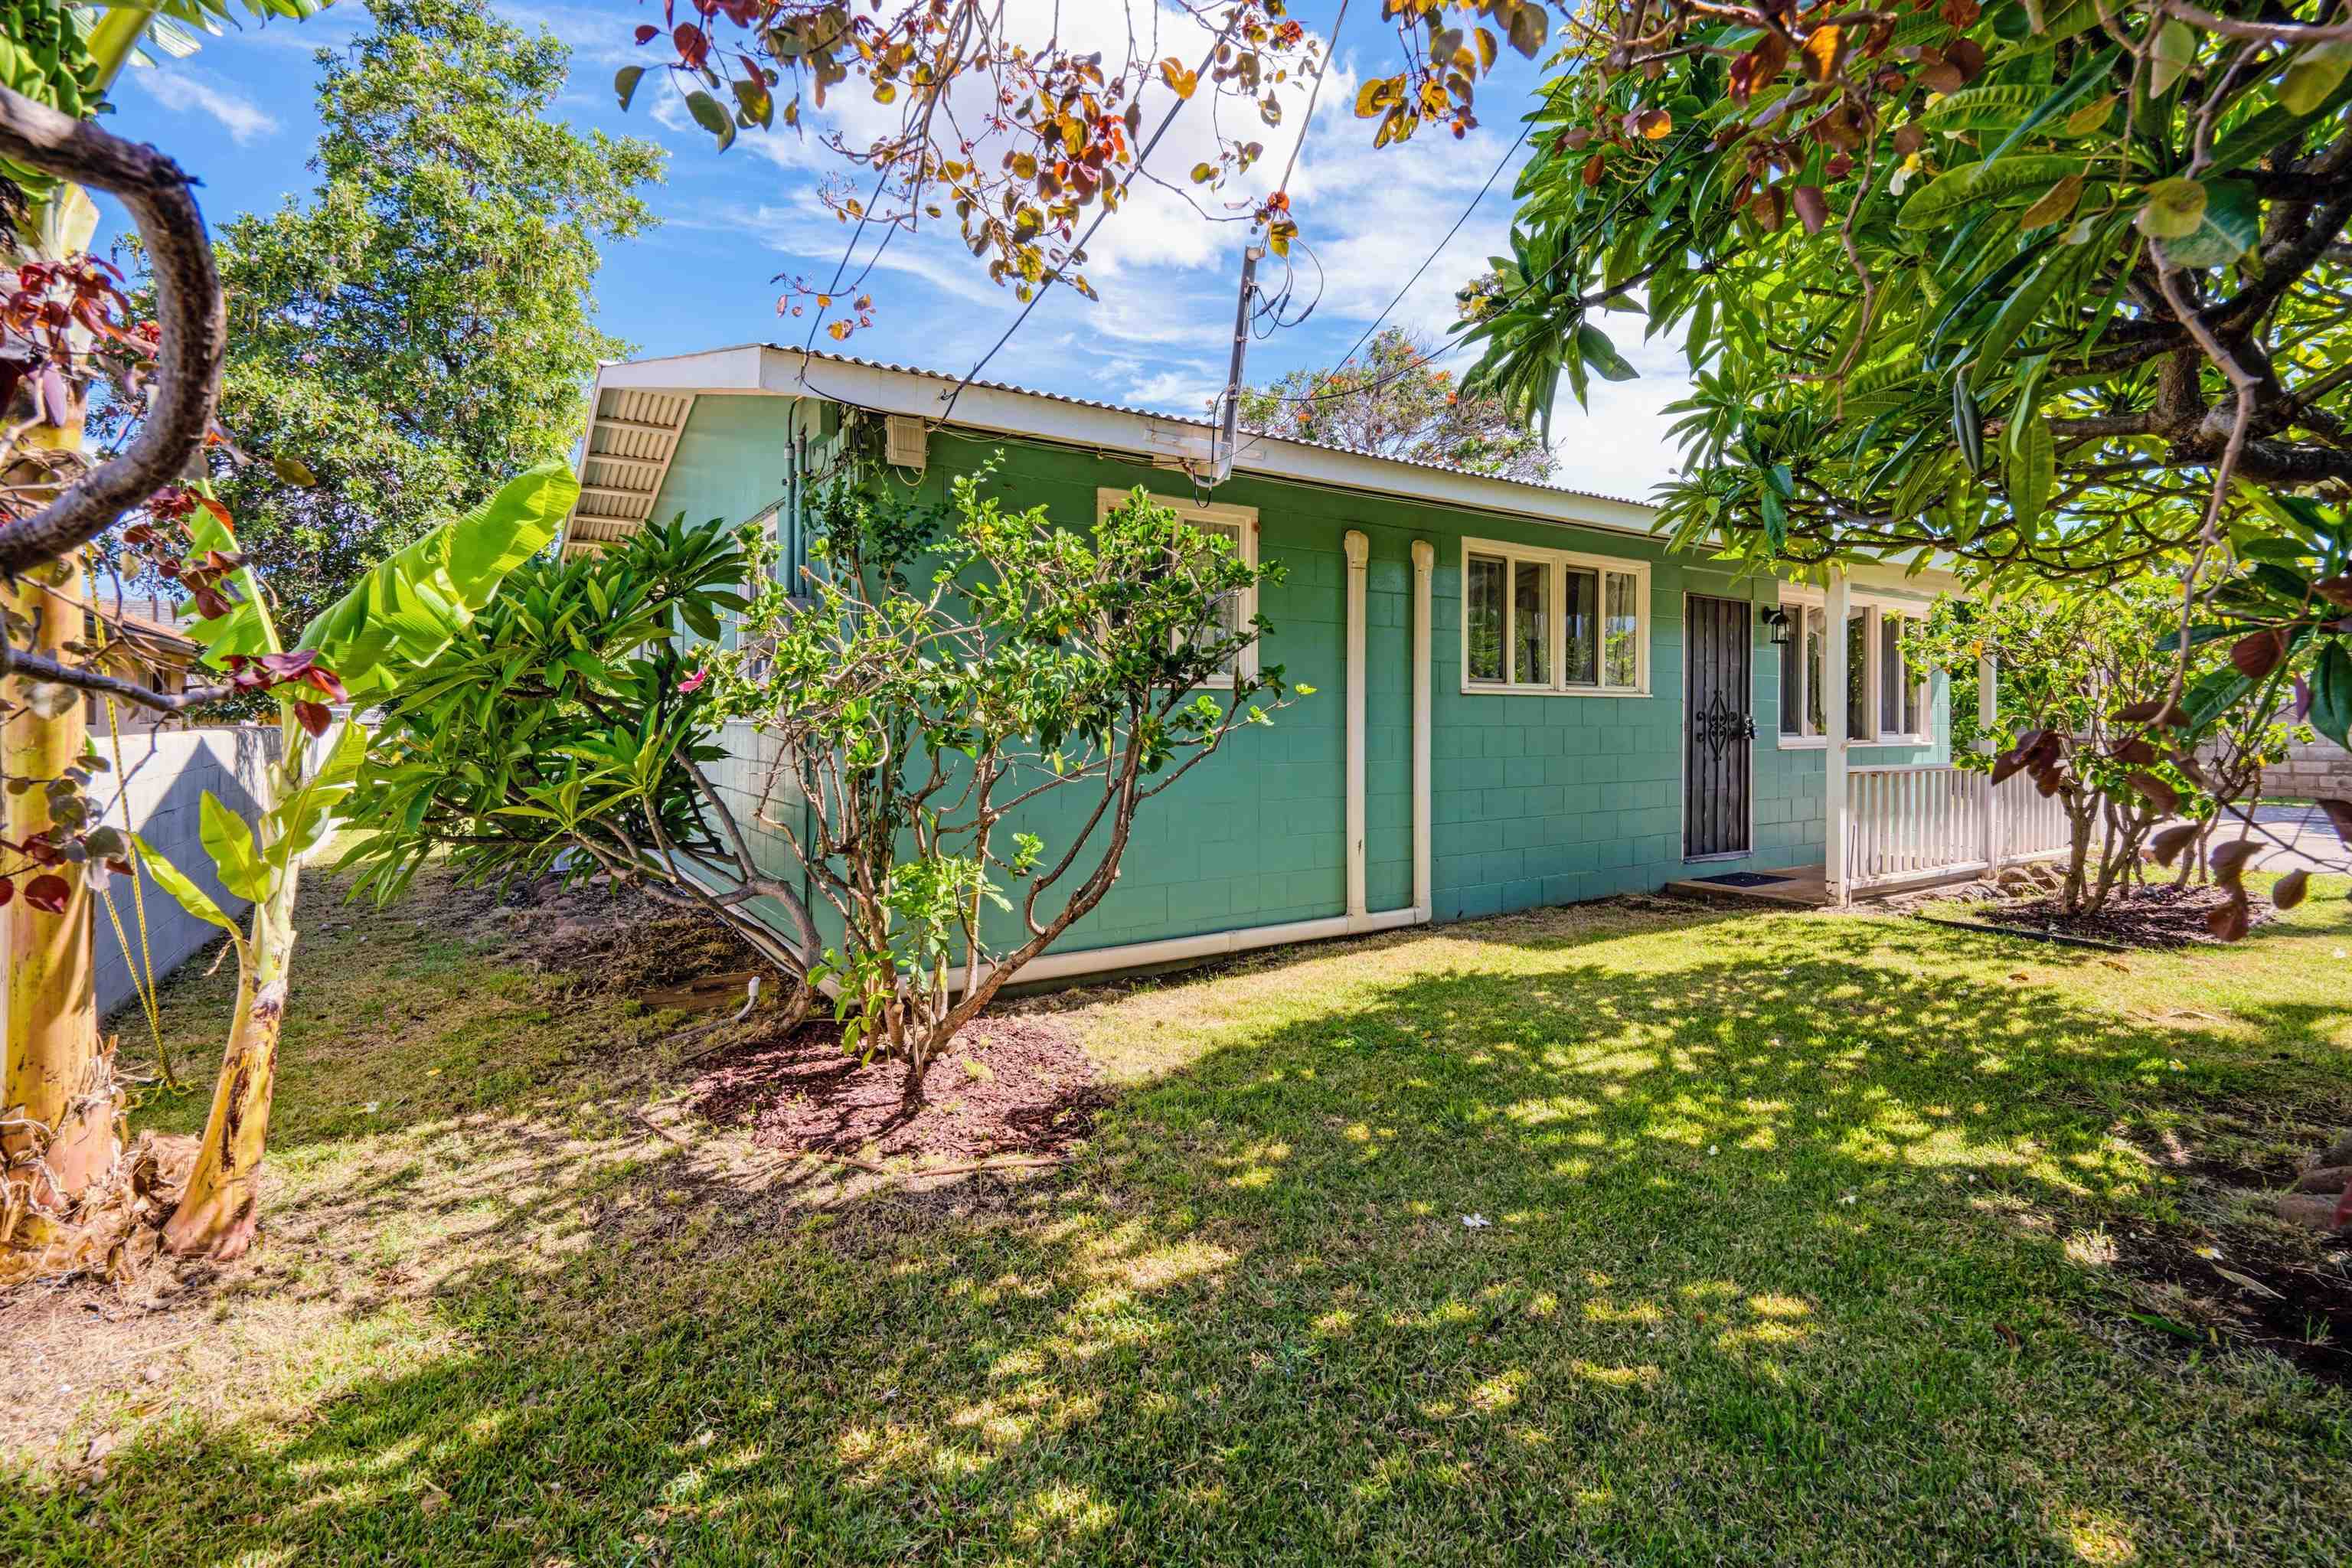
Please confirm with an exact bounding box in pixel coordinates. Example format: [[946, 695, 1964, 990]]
[[1775, 599, 1930, 745], [1460, 540, 1647, 695], [1103, 490, 1934, 742]]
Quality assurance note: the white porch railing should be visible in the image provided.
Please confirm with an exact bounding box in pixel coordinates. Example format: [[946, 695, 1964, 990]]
[[1843, 763, 2073, 893]]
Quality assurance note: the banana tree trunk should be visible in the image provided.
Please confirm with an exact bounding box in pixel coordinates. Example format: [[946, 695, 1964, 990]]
[[162, 729, 303, 1261]]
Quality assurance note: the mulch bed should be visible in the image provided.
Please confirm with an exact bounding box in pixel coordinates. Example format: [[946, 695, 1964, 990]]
[[1968, 882, 2275, 949], [690, 1014, 1106, 1161]]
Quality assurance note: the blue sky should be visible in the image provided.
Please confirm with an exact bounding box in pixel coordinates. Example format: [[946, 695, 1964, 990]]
[[95, 0, 1691, 502]]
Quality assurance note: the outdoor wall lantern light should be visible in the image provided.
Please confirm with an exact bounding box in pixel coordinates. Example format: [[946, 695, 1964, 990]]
[[1761, 606, 1794, 647]]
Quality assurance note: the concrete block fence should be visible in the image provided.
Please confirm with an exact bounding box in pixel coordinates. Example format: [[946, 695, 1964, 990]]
[[2266, 735, 2352, 802], [87, 724, 283, 1019]]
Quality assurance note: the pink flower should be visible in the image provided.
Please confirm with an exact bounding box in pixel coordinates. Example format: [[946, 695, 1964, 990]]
[[678, 668, 709, 694]]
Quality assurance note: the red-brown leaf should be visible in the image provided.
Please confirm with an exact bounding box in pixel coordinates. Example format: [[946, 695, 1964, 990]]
[[1792, 185, 1830, 234], [2274, 869, 2311, 911], [2206, 893, 2251, 942], [2229, 629, 2288, 681], [22, 873, 68, 914], [2208, 838, 2260, 888], [2127, 773, 2179, 813], [2148, 822, 2200, 867]]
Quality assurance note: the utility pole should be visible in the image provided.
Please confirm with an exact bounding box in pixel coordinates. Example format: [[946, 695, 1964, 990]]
[[1198, 243, 1263, 490]]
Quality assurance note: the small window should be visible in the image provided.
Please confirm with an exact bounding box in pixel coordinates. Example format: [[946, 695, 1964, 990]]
[[1513, 560, 1550, 685], [1099, 488, 1258, 684], [1879, 612, 1904, 736], [1563, 568, 1598, 684], [1466, 554, 1506, 682], [1461, 537, 1648, 697], [1779, 593, 1933, 744], [1847, 612, 1871, 740]]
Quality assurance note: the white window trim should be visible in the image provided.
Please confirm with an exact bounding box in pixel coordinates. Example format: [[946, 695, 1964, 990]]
[[1775, 587, 1932, 748], [1098, 486, 1259, 686], [1459, 536, 1651, 697]]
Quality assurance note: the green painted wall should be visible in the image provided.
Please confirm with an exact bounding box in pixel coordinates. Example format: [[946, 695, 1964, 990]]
[[663, 396, 1948, 956]]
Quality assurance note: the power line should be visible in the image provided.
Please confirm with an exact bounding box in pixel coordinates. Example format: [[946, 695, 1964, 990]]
[[938, 5, 1252, 421], [1263, 120, 1705, 410], [1306, 116, 1534, 392]]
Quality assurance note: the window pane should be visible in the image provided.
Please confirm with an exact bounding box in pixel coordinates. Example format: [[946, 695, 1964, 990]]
[[1903, 623, 1924, 733], [1562, 568, 1598, 684], [1512, 560, 1549, 685], [1466, 554, 1505, 681], [1805, 608, 1826, 733], [1179, 519, 1244, 675], [1779, 624, 1802, 735], [1847, 612, 1869, 737], [1603, 571, 1639, 688], [1879, 612, 1902, 733]]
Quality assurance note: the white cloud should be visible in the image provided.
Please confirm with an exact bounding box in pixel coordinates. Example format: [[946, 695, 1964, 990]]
[[1544, 322, 1695, 504], [136, 67, 279, 146], [1120, 365, 1224, 414]]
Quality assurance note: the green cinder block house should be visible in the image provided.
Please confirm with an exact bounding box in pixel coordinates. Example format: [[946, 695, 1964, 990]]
[[560, 345, 1998, 981]]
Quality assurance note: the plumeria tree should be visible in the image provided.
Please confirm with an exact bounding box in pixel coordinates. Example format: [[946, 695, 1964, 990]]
[[1453, 0, 2352, 910], [1, 5, 568, 1269], [1906, 579, 2317, 926]]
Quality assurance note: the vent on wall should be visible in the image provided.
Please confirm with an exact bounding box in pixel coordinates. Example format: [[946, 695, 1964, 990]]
[[884, 415, 927, 472]]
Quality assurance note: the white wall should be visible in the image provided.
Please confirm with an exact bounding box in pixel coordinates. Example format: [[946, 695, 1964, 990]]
[[88, 724, 282, 1019]]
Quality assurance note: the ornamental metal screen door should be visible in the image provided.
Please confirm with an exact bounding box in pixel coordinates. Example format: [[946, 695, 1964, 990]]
[[1683, 595, 1755, 859]]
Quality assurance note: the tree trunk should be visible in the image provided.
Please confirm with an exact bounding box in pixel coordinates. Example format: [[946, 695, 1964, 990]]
[[2, 189, 114, 1236], [2062, 801, 2093, 913], [162, 853, 297, 1260], [2, 562, 118, 1236]]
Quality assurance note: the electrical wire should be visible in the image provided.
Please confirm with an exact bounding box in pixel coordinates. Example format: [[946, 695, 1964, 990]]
[[938, 5, 1250, 421], [1263, 119, 1707, 410], [1282, 115, 1537, 403]]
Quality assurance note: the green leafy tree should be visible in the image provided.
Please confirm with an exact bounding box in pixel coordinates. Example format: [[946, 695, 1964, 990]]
[[1904, 577, 2315, 927], [1238, 326, 1559, 482], [340, 445, 1300, 1106], [205, 0, 662, 631], [1456, 0, 2352, 900], [132, 462, 578, 1259]]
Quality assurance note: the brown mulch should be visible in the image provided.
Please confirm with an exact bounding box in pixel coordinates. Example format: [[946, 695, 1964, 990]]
[[1966, 882, 2275, 949], [443, 874, 766, 998], [689, 1014, 1106, 1161], [2102, 1134, 2352, 1387]]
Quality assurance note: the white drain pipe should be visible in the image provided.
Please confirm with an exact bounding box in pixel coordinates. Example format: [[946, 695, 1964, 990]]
[[1344, 529, 1370, 920], [1411, 538, 1433, 921]]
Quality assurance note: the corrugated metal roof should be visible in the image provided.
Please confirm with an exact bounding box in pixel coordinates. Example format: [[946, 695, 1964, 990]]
[[771, 345, 1654, 512]]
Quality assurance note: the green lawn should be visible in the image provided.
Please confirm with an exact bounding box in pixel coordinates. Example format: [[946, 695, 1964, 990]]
[[8, 873, 2352, 1564]]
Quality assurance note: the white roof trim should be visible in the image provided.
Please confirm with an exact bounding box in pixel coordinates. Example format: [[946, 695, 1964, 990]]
[[566, 345, 1968, 596]]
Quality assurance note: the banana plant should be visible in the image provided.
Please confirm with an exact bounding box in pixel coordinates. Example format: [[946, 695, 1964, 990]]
[[129, 459, 575, 1259]]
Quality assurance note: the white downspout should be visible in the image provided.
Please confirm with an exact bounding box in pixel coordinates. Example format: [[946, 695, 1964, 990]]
[[1344, 529, 1369, 922], [1825, 569, 1852, 905], [1411, 538, 1434, 922]]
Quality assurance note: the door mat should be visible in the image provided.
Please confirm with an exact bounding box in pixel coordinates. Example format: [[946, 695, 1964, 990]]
[[1690, 871, 1792, 887]]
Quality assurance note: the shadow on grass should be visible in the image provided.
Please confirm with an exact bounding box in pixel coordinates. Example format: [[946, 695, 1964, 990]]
[[21, 906, 2352, 1565]]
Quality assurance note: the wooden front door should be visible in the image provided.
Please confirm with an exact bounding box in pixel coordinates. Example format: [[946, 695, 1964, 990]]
[[1684, 595, 1754, 859]]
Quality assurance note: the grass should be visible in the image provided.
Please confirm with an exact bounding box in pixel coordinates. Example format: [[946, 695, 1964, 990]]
[[6, 871, 2352, 1564]]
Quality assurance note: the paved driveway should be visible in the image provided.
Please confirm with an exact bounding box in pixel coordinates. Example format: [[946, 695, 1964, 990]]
[[2241, 801, 2350, 874]]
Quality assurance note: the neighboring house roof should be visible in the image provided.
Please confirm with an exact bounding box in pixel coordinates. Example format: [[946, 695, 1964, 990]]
[[564, 344, 1662, 558], [89, 592, 199, 664]]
